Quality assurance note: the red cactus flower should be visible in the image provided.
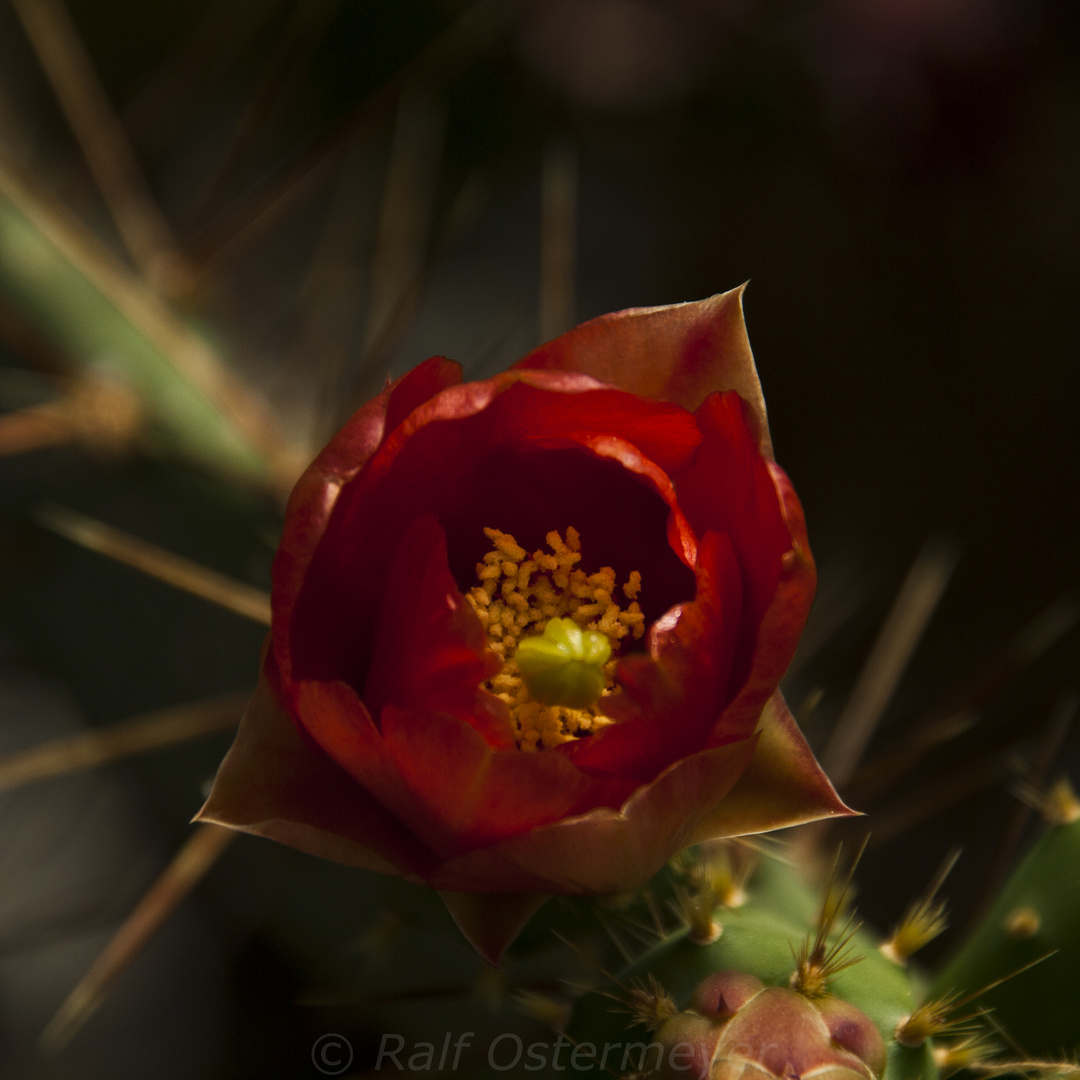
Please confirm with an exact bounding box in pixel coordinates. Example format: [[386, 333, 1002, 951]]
[[198, 287, 850, 961]]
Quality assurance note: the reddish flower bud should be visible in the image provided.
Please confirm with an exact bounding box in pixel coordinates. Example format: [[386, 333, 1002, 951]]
[[815, 995, 888, 1076], [655, 983, 886, 1080], [690, 971, 766, 1020]]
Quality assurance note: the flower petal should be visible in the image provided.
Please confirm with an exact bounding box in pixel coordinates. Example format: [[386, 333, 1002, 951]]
[[380, 706, 633, 857], [423, 694, 849, 894], [563, 528, 743, 780], [293, 670, 631, 861], [425, 735, 760, 895], [382, 356, 463, 437], [286, 378, 700, 694], [438, 891, 549, 966], [272, 356, 463, 690], [363, 514, 508, 745], [292, 678, 442, 850], [686, 692, 853, 840], [195, 672, 436, 880], [515, 286, 771, 455], [481, 377, 703, 476], [675, 391, 816, 744]]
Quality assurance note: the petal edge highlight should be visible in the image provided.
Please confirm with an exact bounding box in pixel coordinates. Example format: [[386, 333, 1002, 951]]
[[688, 691, 854, 842], [516, 286, 772, 455], [196, 673, 437, 881]]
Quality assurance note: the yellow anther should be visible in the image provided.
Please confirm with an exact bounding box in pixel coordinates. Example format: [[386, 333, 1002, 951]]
[[484, 528, 526, 562], [466, 527, 644, 751]]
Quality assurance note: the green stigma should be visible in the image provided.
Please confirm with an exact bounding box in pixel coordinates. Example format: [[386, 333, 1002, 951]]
[[514, 618, 612, 709]]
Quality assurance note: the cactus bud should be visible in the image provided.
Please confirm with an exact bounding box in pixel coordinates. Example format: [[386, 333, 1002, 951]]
[[690, 971, 765, 1019], [652, 973, 885, 1080], [814, 996, 888, 1075]]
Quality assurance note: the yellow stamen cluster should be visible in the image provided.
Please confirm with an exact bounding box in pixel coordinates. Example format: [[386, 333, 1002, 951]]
[[466, 526, 645, 751]]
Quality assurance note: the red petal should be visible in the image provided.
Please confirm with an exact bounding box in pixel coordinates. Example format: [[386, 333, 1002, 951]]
[[704, 460, 816, 746], [286, 375, 700, 692], [294, 674, 630, 861], [685, 692, 852, 840], [382, 356, 463, 437], [482, 377, 703, 476], [363, 514, 508, 745], [562, 529, 743, 780], [380, 705, 632, 856], [420, 694, 848, 895], [675, 391, 816, 744], [292, 677, 455, 853], [272, 357, 462, 692], [426, 734, 759, 894], [196, 688, 847, 898], [195, 672, 437, 880], [515, 286, 771, 454]]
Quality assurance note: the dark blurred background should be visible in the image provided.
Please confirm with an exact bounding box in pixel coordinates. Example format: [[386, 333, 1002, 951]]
[[0, 1, 1078, 1076]]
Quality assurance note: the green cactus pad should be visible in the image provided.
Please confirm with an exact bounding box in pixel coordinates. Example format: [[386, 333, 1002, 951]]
[[566, 851, 937, 1080], [932, 814, 1080, 1055]]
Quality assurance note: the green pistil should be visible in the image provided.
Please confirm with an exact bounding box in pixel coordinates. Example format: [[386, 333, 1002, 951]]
[[514, 618, 612, 709]]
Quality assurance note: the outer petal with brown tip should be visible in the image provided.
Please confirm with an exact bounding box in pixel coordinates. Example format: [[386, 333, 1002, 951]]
[[687, 692, 851, 841], [195, 671, 437, 883], [515, 285, 771, 454], [197, 680, 848, 900], [427, 734, 761, 895], [438, 891, 549, 967]]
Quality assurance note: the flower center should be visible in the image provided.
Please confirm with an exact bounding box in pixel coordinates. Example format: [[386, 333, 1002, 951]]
[[466, 527, 645, 751]]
